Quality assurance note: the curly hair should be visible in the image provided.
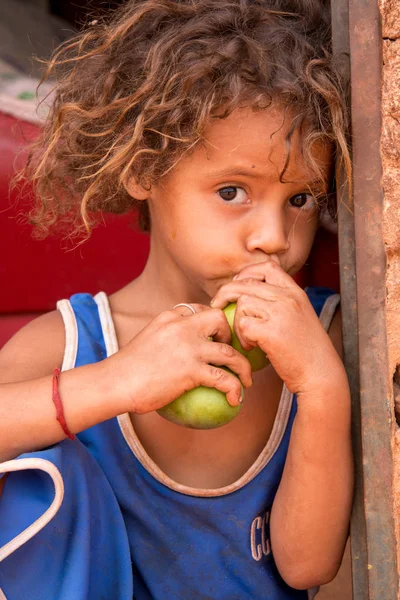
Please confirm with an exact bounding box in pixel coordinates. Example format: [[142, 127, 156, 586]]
[[19, 0, 350, 237]]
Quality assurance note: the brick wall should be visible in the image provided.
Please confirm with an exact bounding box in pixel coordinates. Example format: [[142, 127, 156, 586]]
[[379, 0, 400, 586]]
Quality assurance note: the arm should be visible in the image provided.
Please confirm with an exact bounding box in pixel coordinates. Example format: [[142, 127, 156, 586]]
[[270, 308, 353, 589], [211, 263, 353, 590], [0, 312, 127, 462], [0, 305, 251, 463]]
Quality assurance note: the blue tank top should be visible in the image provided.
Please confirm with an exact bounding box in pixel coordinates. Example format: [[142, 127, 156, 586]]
[[0, 287, 339, 600]]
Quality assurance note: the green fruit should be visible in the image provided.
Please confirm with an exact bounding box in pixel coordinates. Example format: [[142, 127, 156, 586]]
[[157, 301, 268, 429], [222, 302, 269, 372], [157, 369, 243, 429]]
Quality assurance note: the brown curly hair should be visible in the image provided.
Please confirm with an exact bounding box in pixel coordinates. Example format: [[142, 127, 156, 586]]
[[20, 0, 350, 238]]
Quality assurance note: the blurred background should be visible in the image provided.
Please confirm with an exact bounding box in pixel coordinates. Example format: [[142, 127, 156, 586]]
[[0, 0, 339, 349], [0, 0, 150, 347]]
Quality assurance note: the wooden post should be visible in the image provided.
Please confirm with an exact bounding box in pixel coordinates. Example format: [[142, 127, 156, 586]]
[[332, 0, 399, 598]]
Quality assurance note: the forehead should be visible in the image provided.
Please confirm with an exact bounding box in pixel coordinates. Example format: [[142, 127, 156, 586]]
[[183, 107, 332, 184]]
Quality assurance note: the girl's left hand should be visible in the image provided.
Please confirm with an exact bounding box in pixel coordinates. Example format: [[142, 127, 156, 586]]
[[210, 261, 345, 396]]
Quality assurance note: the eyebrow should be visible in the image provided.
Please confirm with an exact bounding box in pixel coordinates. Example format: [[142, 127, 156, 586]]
[[205, 166, 328, 191], [205, 167, 265, 179]]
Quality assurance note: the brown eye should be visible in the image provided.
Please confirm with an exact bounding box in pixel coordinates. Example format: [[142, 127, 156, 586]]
[[218, 187, 238, 201], [217, 187, 248, 204], [289, 193, 315, 209]]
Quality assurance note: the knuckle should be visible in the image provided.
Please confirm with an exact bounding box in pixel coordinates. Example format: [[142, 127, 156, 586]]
[[236, 296, 245, 311], [242, 277, 257, 285], [265, 260, 277, 269], [262, 263, 276, 278], [215, 309, 230, 327], [286, 294, 302, 312], [240, 317, 250, 332], [296, 287, 308, 302], [238, 294, 252, 307], [157, 310, 175, 324], [164, 319, 188, 342], [211, 366, 228, 382], [218, 343, 236, 358]]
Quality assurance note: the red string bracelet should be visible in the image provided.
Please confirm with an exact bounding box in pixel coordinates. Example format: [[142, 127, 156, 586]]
[[52, 368, 76, 440]]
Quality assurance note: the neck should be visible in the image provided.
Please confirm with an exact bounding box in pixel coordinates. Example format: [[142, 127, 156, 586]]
[[113, 235, 212, 319]]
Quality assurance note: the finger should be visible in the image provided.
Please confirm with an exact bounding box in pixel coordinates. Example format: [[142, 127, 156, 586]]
[[233, 257, 278, 282], [238, 315, 267, 349], [200, 365, 244, 407], [194, 308, 232, 345], [234, 295, 270, 350], [234, 260, 294, 288], [211, 279, 280, 310], [199, 340, 253, 388]]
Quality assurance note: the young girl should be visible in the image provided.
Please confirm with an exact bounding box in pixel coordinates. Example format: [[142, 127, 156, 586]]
[[0, 1, 353, 598]]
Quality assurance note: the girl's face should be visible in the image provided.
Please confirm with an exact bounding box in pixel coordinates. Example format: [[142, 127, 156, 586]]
[[145, 107, 332, 301]]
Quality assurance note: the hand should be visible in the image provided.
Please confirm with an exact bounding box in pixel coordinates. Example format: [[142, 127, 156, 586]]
[[210, 262, 345, 395], [103, 304, 253, 414]]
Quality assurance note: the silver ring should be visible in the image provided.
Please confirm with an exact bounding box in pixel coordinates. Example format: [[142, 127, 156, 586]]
[[173, 303, 196, 315]]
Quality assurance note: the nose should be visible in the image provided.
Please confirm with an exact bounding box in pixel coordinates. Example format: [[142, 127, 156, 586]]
[[245, 205, 289, 257]]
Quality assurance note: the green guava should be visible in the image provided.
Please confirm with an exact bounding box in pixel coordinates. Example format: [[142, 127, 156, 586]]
[[157, 369, 243, 429], [157, 302, 268, 429], [222, 302, 269, 372]]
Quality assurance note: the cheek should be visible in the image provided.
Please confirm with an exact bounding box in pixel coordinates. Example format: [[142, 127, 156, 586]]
[[290, 214, 318, 254], [171, 224, 239, 275], [289, 207, 318, 230]]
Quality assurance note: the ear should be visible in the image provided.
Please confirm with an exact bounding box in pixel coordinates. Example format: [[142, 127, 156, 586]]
[[124, 176, 150, 201]]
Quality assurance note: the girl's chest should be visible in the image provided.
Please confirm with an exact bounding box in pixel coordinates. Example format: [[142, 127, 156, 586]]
[[130, 367, 284, 489]]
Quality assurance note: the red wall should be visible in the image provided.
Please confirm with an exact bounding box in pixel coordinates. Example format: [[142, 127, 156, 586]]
[[1, 113, 150, 314]]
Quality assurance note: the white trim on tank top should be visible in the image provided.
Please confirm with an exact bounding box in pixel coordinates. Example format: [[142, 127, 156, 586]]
[[96, 291, 294, 497], [76, 290, 338, 499], [57, 298, 79, 372], [57, 289, 338, 599], [0, 458, 65, 565], [0, 300, 76, 578]]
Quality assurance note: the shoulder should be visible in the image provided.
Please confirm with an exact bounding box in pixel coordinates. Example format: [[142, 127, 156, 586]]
[[0, 310, 65, 383]]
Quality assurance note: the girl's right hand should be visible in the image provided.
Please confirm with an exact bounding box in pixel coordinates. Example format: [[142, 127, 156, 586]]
[[103, 304, 253, 414]]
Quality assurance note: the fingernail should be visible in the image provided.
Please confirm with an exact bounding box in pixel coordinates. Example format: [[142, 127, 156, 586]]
[[210, 299, 215, 307]]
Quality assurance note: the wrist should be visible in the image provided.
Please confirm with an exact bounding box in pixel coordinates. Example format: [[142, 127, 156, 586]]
[[293, 357, 348, 396], [59, 360, 129, 431], [295, 371, 351, 424], [93, 358, 134, 416], [97, 353, 149, 415]]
